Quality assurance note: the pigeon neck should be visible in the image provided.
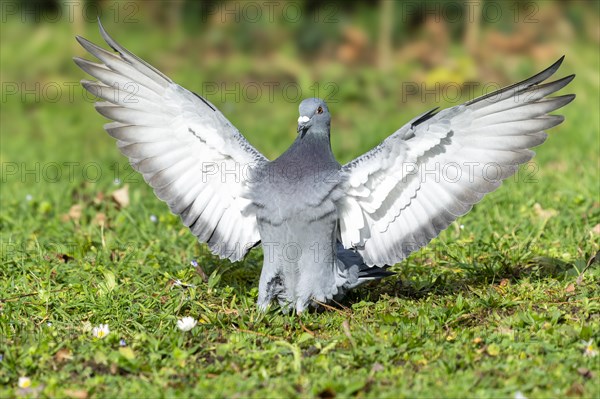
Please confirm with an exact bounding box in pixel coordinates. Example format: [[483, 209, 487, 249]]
[[298, 126, 332, 149]]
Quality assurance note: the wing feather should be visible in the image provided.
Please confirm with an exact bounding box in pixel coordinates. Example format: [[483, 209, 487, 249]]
[[76, 21, 267, 261], [337, 58, 574, 265]]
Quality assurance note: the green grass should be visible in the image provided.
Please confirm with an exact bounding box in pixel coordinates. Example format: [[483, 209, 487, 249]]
[[1, 14, 599, 399]]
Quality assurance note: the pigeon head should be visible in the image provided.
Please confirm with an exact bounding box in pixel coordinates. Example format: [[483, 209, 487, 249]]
[[297, 98, 330, 137]]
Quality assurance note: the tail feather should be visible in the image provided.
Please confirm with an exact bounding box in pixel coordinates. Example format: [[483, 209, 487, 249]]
[[358, 266, 395, 280], [335, 243, 394, 297]]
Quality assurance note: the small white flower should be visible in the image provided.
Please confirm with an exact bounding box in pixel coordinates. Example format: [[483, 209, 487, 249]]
[[18, 376, 31, 389], [190, 259, 198, 268], [149, 214, 158, 223], [514, 391, 527, 399], [92, 324, 110, 339], [113, 178, 121, 185], [25, 194, 33, 202], [460, 224, 465, 230], [177, 316, 197, 332], [173, 279, 195, 289], [583, 339, 598, 358]]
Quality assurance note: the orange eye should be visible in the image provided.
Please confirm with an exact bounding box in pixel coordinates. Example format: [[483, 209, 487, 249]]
[[317, 106, 323, 114]]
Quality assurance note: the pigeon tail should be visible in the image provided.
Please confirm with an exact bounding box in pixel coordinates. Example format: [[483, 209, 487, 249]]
[[334, 243, 394, 300]]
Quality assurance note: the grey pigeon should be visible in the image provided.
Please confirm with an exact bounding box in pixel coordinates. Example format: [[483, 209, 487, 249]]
[[75, 22, 574, 312]]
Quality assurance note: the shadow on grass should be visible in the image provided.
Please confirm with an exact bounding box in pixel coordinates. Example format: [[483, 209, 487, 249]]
[[343, 252, 597, 307], [210, 245, 597, 311]]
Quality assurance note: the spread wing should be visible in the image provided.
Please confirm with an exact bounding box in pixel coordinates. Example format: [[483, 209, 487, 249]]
[[336, 57, 575, 266], [74, 21, 267, 261]]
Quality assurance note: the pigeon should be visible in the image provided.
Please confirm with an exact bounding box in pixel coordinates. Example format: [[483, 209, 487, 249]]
[[75, 21, 574, 312]]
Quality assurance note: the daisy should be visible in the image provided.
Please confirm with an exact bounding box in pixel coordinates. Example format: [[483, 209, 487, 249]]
[[18, 376, 31, 389], [177, 316, 197, 332], [92, 324, 110, 339], [583, 339, 598, 358]]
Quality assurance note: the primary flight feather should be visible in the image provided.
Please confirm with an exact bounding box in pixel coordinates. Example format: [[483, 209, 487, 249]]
[[75, 21, 574, 312]]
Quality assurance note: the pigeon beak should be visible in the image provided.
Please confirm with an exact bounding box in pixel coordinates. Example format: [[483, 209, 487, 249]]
[[297, 115, 310, 134]]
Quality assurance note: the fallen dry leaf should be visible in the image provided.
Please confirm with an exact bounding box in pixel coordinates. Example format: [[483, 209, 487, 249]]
[[577, 367, 594, 379], [533, 203, 558, 220], [194, 264, 209, 283], [94, 213, 107, 227], [497, 326, 515, 336], [371, 362, 384, 373], [54, 348, 73, 363], [111, 185, 129, 208], [93, 192, 105, 205], [63, 390, 88, 399], [16, 385, 45, 397], [56, 253, 74, 263], [62, 204, 83, 223], [565, 283, 575, 293], [342, 319, 353, 341], [566, 381, 585, 396], [592, 223, 600, 236]]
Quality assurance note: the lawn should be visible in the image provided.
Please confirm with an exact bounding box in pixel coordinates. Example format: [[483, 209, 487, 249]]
[[1, 5, 599, 398]]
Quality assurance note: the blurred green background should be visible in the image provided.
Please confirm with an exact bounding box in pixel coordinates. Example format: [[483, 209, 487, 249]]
[[1, 0, 598, 259]]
